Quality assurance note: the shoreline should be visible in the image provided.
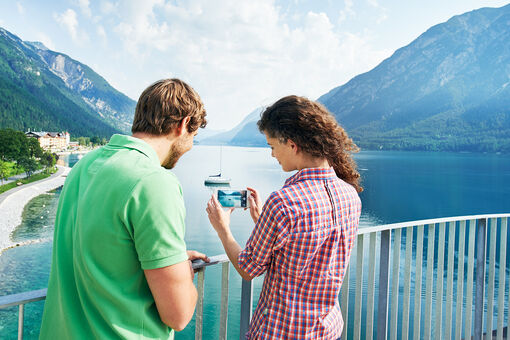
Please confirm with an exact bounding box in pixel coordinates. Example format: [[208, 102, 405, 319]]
[[0, 165, 70, 255]]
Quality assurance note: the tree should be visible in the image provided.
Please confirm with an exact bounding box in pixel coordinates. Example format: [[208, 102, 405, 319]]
[[40, 151, 56, 173], [18, 157, 38, 177], [0, 160, 13, 185], [78, 136, 90, 146], [27, 137, 44, 158], [90, 136, 101, 145], [0, 129, 29, 162]]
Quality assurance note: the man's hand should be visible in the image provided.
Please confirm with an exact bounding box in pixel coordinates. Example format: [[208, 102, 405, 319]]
[[247, 187, 262, 224], [187, 250, 210, 263]]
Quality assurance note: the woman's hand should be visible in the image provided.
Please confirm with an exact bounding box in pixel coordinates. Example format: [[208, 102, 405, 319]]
[[206, 194, 234, 236], [247, 187, 262, 224]]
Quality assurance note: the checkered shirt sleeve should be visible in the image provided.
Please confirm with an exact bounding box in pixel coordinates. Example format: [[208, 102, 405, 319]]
[[238, 192, 289, 277]]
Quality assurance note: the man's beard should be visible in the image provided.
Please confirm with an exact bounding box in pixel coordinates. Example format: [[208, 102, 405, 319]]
[[162, 141, 186, 169]]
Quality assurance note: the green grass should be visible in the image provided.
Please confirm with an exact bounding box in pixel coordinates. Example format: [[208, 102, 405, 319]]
[[0, 167, 57, 194]]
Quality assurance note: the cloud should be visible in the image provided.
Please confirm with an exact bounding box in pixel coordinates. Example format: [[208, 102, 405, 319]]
[[54, 9, 79, 40], [338, 0, 355, 24], [78, 0, 92, 18], [107, 0, 389, 128], [100, 1, 117, 15], [367, 0, 388, 24], [17, 2, 25, 14], [54, 8, 90, 43], [97, 25, 107, 44], [35, 33, 56, 50]]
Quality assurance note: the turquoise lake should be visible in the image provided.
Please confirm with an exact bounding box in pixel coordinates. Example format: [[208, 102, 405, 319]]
[[0, 146, 509, 339]]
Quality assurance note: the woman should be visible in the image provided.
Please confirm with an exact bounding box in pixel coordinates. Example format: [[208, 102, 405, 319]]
[[206, 95, 362, 339]]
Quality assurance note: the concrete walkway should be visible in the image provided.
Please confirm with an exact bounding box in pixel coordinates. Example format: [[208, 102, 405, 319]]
[[1, 169, 44, 186], [0, 165, 70, 252]]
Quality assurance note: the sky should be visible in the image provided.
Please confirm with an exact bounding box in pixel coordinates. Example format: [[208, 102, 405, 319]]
[[0, 0, 509, 130]]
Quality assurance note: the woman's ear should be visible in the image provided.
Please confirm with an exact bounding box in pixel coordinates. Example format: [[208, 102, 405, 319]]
[[288, 139, 299, 153]]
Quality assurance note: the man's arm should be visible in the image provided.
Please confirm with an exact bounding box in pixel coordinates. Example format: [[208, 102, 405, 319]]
[[144, 261, 197, 332]]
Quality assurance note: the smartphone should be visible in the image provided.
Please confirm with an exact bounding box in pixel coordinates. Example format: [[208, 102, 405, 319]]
[[216, 189, 249, 208]]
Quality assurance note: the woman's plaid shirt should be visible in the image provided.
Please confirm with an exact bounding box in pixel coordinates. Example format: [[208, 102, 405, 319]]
[[238, 167, 361, 339]]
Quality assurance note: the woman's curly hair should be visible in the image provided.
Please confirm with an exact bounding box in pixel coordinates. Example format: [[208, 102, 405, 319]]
[[258, 95, 362, 193]]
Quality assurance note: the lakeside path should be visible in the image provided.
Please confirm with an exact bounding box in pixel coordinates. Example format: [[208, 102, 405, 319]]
[[0, 165, 70, 253]]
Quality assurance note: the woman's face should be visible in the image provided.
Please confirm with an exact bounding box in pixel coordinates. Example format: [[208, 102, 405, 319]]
[[264, 133, 296, 172]]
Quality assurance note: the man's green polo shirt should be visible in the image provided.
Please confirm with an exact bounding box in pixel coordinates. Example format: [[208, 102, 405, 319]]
[[40, 134, 188, 339]]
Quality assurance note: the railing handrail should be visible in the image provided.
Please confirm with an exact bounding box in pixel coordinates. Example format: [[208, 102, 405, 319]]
[[0, 288, 47, 309], [0, 254, 230, 310], [192, 254, 229, 270], [1, 213, 509, 340], [358, 213, 510, 235]]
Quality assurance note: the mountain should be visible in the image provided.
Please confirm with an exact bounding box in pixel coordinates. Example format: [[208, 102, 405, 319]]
[[318, 4, 510, 152], [200, 107, 265, 146], [0, 27, 136, 137], [211, 5, 510, 152]]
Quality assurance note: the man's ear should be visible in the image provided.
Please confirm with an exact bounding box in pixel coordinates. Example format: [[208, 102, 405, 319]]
[[176, 117, 191, 136]]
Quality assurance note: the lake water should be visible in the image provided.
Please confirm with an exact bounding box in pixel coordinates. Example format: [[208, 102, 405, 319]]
[[0, 147, 509, 339]]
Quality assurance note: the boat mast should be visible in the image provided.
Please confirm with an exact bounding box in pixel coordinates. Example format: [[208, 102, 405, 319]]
[[219, 145, 222, 176]]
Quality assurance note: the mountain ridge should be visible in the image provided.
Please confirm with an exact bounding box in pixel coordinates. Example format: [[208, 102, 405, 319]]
[[0, 27, 136, 137], [205, 4, 510, 152]]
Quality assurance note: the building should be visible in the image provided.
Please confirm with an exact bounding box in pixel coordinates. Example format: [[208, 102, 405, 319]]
[[25, 131, 70, 152]]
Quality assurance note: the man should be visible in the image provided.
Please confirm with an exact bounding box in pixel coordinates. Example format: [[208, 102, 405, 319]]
[[40, 79, 209, 339]]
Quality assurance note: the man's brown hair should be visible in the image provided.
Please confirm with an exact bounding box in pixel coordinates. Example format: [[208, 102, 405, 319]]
[[131, 78, 207, 135]]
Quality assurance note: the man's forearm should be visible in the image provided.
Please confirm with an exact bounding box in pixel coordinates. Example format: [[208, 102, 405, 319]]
[[217, 230, 253, 281]]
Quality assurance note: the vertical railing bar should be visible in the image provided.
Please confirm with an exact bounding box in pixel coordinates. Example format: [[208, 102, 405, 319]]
[[239, 279, 253, 340], [366, 232, 377, 340], [455, 220, 466, 340], [353, 235, 364, 340], [485, 218, 497, 339], [377, 229, 391, 340], [423, 224, 435, 339], [445, 222, 456, 340], [18, 303, 24, 340], [195, 269, 205, 340], [474, 218, 487, 340], [434, 222, 446, 339], [496, 218, 508, 340], [390, 228, 401, 340], [465, 219, 477, 339], [413, 225, 425, 340], [341, 261, 350, 339], [219, 262, 230, 340], [402, 226, 413, 340]]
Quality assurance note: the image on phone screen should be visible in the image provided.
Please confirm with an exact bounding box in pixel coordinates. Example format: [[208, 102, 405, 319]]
[[217, 189, 248, 208]]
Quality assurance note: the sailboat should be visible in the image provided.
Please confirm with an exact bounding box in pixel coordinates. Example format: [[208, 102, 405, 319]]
[[204, 146, 231, 185]]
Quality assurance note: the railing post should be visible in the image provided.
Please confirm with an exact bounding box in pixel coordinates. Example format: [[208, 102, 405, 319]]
[[18, 303, 24, 340], [239, 279, 253, 340], [195, 269, 205, 340], [219, 262, 229, 340], [474, 218, 487, 340], [377, 229, 391, 340]]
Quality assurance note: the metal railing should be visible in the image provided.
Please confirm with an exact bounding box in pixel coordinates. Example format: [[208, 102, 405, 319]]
[[342, 214, 510, 340], [1, 214, 509, 339]]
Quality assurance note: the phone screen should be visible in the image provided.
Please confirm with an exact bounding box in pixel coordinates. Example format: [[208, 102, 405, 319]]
[[217, 189, 248, 208]]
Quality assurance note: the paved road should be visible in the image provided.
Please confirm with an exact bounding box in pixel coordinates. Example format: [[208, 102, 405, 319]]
[[0, 166, 66, 206], [1, 169, 45, 185]]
